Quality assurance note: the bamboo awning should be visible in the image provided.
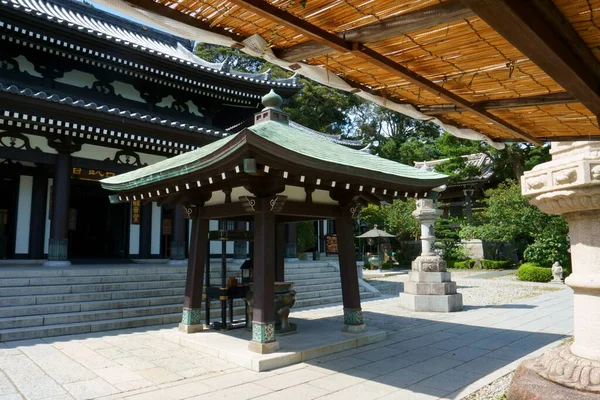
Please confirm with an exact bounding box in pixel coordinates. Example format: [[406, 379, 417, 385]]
[[98, 0, 600, 147]]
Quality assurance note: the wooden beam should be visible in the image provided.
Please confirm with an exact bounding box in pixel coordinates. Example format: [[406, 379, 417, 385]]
[[224, 0, 351, 54], [462, 0, 600, 119], [228, 0, 541, 144], [353, 46, 542, 144], [278, 0, 475, 61], [420, 92, 577, 115]]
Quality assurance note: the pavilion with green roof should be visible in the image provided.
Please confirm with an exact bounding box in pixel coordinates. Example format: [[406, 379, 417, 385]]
[[101, 90, 448, 354]]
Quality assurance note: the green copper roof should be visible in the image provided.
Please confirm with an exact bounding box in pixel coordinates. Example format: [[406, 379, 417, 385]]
[[101, 120, 447, 192], [248, 121, 446, 183]]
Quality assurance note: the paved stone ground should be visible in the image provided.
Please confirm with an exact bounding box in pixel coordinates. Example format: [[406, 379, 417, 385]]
[[0, 280, 572, 400]]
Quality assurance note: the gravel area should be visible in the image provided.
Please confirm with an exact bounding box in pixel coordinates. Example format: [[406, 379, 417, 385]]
[[462, 372, 514, 400], [365, 269, 565, 307]]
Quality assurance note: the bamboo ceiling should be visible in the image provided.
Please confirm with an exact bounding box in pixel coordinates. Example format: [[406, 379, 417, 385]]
[[119, 0, 600, 144]]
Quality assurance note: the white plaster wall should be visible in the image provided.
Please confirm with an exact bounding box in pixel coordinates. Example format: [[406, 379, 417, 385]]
[[112, 81, 145, 102], [71, 144, 167, 165], [151, 202, 161, 255], [44, 178, 52, 254], [55, 70, 95, 89], [14, 56, 43, 78], [15, 176, 33, 254], [129, 202, 140, 255], [23, 135, 58, 154]]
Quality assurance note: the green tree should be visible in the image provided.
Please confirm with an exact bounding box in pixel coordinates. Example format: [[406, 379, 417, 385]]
[[459, 180, 568, 261], [296, 222, 317, 252]]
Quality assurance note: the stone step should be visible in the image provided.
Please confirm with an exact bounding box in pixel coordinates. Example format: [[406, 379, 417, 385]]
[[0, 280, 186, 297], [0, 267, 187, 278], [294, 291, 376, 308], [0, 273, 188, 287], [0, 313, 182, 342], [292, 282, 341, 292], [283, 272, 340, 280], [0, 287, 186, 307], [0, 304, 184, 329], [0, 295, 185, 318], [287, 277, 341, 286]]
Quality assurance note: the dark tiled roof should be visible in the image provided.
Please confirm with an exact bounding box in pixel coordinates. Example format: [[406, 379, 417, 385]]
[[1, 0, 299, 88], [0, 83, 224, 137], [288, 121, 363, 148]]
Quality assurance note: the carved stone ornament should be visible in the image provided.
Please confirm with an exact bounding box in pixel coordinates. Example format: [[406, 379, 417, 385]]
[[526, 175, 546, 190], [532, 344, 600, 393], [591, 165, 600, 181], [529, 187, 600, 215], [554, 169, 578, 185]]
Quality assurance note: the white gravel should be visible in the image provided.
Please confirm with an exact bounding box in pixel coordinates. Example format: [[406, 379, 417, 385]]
[[463, 372, 514, 400], [365, 269, 566, 307]]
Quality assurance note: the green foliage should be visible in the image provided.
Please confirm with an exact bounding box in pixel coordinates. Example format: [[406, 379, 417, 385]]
[[480, 260, 510, 269], [382, 261, 393, 270], [296, 222, 317, 252], [524, 218, 570, 267], [459, 180, 567, 261], [517, 263, 552, 282], [435, 218, 463, 261], [358, 200, 419, 240], [452, 260, 475, 269], [358, 204, 386, 228]]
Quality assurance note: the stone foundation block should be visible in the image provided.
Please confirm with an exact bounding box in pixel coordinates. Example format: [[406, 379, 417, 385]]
[[411, 255, 446, 272], [178, 323, 203, 334], [342, 324, 368, 334], [508, 358, 599, 400], [408, 271, 452, 283], [404, 281, 457, 296], [248, 340, 280, 354], [43, 260, 72, 267], [399, 293, 463, 312]]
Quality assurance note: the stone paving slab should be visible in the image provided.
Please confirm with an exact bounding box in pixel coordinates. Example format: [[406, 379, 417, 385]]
[[152, 317, 385, 372], [0, 284, 573, 400]]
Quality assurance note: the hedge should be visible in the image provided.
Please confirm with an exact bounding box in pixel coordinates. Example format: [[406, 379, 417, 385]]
[[452, 260, 476, 269], [481, 260, 510, 269], [517, 262, 553, 282]]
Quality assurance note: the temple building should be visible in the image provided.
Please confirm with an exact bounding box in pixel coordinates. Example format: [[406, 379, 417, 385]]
[[0, 0, 359, 263]]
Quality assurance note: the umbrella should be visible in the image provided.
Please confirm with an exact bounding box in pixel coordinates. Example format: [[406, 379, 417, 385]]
[[356, 225, 395, 268]]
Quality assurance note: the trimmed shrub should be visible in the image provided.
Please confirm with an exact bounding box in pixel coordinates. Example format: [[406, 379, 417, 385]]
[[453, 260, 476, 269], [481, 260, 510, 269], [517, 262, 552, 282]]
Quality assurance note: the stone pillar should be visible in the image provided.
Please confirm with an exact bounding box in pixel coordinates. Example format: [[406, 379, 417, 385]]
[[336, 208, 366, 333], [169, 205, 186, 265], [399, 198, 462, 312], [233, 221, 247, 261], [44, 151, 71, 267], [180, 214, 208, 333], [284, 223, 298, 260], [249, 198, 278, 354], [508, 142, 600, 399]]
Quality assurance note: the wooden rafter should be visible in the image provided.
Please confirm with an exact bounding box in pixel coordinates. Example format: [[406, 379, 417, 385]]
[[220, 0, 541, 144], [419, 92, 577, 115], [277, 0, 475, 61], [462, 0, 600, 120]]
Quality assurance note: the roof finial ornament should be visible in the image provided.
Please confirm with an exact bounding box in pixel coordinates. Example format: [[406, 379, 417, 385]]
[[262, 89, 283, 111]]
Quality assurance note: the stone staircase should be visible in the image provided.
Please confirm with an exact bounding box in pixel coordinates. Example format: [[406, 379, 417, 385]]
[[0, 262, 377, 341]]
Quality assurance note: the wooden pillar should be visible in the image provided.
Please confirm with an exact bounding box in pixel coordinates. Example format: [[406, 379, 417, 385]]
[[29, 169, 47, 259], [249, 198, 279, 353], [45, 151, 71, 266], [139, 202, 152, 259], [335, 207, 366, 332], [179, 215, 208, 333], [275, 223, 285, 282], [170, 205, 186, 262]]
